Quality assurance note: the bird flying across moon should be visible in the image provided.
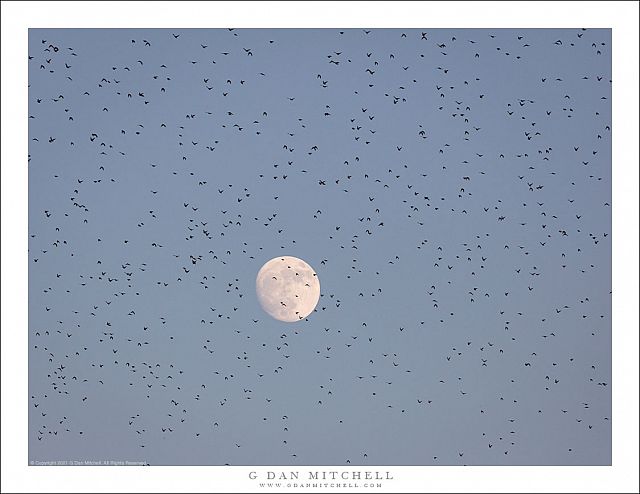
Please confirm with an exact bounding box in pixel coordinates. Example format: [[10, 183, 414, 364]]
[[256, 256, 320, 322]]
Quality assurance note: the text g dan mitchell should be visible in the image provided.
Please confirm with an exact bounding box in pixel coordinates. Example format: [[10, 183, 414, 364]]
[[249, 471, 394, 481]]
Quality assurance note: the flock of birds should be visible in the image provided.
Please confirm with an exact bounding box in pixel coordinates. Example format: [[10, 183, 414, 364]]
[[29, 28, 611, 465]]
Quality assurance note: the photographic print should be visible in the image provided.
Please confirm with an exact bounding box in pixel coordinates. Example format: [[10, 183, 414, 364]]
[[28, 27, 612, 468]]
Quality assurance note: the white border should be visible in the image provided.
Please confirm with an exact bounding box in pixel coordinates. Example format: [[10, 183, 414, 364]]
[[2, 1, 638, 493]]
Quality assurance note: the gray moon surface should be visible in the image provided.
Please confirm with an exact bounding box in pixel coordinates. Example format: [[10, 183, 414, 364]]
[[255, 256, 321, 322]]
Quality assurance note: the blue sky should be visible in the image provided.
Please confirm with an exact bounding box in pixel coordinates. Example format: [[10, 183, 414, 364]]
[[28, 28, 611, 465]]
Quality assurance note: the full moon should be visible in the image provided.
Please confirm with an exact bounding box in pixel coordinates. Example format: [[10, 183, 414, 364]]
[[255, 256, 320, 322]]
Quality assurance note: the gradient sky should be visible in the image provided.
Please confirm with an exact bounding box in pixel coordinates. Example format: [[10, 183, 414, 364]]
[[28, 28, 611, 466]]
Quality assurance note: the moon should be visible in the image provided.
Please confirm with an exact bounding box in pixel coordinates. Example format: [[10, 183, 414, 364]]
[[255, 256, 320, 322]]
